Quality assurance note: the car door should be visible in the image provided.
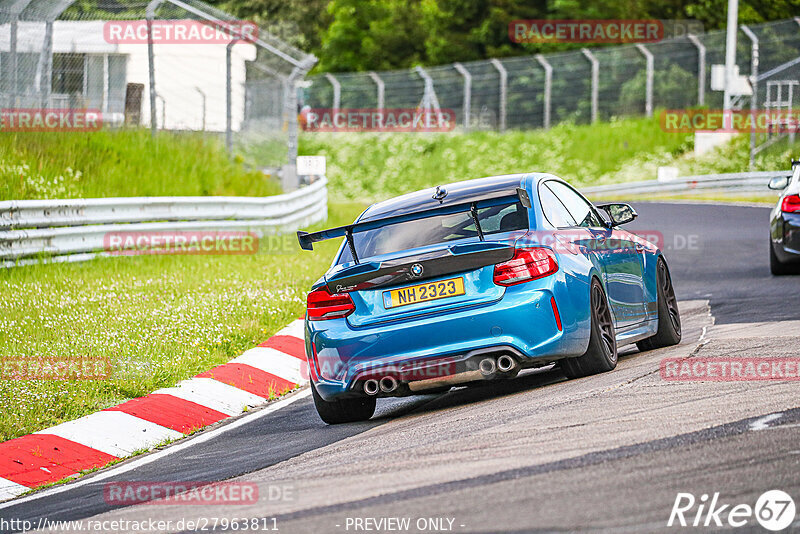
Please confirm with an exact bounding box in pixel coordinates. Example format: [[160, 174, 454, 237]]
[[544, 181, 647, 328]]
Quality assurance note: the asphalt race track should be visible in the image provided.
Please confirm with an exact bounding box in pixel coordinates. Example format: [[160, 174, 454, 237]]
[[2, 202, 799, 533]]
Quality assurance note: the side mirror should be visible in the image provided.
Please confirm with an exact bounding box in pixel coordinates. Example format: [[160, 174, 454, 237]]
[[598, 203, 638, 227], [768, 176, 790, 190]]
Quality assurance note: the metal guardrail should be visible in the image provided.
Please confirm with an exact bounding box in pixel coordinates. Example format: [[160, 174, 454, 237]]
[[0, 178, 327, 268], [582, 170, 791, 196]]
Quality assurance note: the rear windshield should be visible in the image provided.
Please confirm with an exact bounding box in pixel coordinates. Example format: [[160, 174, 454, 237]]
[[338, 201, 528, 264]]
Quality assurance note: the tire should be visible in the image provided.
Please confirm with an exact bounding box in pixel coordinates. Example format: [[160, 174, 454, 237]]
[[770, 241, 800, 275], [561, 279, 618, 379], [636, 258, 681, 351], [310, 381, 376, 425]]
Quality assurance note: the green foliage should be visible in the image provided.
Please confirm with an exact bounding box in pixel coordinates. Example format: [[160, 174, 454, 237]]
[[0, 129, 281, 200]]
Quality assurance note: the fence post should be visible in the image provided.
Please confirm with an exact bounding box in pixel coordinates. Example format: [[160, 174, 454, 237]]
[[368, 71, 384, 110], [226, 41, 236, 157], [194, 87, 206, 131], [325, 73, 340, 112], [687, 34, 706, 106], [453, 63, 471, 130], [415, 66, 441, 112], [145, 0, 165, 136], [741, 25, 759, 169], [40, 20, 54, 107], [535, 54, 552, 129], [490, 59, 507, 132], [10, 15, 18, 105], [283, 68, 302, 191], [636, 44, 654, 117], [581, 48, 599, 123]]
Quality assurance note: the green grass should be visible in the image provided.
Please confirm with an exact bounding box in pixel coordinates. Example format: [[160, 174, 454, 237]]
[[0, 202, 365, 442], [300, 115, 800, 203], [0, 129, 282, 200], [299, 116, 694, 202]]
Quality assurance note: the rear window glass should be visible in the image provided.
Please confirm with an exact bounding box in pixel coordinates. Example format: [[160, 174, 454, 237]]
[[338, 202, 528, 264]]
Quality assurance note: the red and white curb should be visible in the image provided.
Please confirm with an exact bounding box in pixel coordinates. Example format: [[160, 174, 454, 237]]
[[0, 319, 307, 502]]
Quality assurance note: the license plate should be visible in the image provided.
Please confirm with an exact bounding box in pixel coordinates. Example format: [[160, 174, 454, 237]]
[[383, 277, 465, 309]]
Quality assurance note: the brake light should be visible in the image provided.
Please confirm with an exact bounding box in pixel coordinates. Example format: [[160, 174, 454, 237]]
[[781, 194, 800, 213], [307, 287, 355, 321], [493, 247, 559, 286]]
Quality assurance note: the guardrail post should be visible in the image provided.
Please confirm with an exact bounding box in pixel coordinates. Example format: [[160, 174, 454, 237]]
[[636, 44, 654, 117], [453, 63, 471, 130], [687, 34, 706, 106], [490, 59, 507, 132], [535, 54, 552, 129], [581, 48, 599, 123], [325, 73, 340, 112], [368, 71, 384, 110], [741, 25, 759, 169]]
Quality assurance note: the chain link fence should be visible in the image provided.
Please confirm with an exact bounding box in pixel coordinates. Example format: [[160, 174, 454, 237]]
[[0, 0, 316, 190], [306, 19, 800, 143]]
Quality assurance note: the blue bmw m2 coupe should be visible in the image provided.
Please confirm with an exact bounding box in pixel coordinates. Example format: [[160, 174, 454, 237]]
[[298, 174, 681, 424]]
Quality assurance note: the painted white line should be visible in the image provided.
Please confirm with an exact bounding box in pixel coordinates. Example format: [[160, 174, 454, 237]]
[[0, 388, 311, 509], [276, 320, 304, 340], [35, 412, 183, 457], [0, 478, 28, 501], [233, 347, 306, 385], [749, 413, 783, 431]]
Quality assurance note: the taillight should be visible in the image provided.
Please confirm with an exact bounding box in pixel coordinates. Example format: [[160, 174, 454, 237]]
[[781, 194, 800, 213], [493, 247, 559, 286], [307, 287, 355, 321]]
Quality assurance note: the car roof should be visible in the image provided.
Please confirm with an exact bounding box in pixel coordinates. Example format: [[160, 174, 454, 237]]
[[359, 173, 552, 221]]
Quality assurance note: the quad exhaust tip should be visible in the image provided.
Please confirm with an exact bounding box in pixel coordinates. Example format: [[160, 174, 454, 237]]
[[379, 375, 398, 393], [497, 354, 517, 373], [364, 379, 380, 395], [479, 357, 497, 376]]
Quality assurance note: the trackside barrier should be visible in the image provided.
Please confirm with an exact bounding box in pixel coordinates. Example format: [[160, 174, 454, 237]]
[[0, 178, 327, 267], [582, 170, 790, 196]]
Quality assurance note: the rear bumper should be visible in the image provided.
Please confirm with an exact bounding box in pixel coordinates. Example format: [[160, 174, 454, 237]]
[[306, 276, 591, 401]]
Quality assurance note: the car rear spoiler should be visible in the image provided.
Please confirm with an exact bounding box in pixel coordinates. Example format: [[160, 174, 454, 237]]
[[297, 187, 531, 263]]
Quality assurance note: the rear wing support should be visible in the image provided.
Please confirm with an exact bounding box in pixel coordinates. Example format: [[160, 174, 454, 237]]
[[296, 187, 532, 260]]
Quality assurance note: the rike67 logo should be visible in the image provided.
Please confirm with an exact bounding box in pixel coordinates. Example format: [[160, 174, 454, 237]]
[[668, 490, 796, 531]]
